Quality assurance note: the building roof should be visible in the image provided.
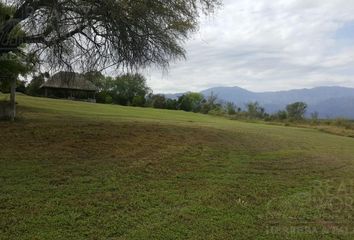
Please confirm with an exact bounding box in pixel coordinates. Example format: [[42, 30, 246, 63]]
[[41, 72, 98, 91]]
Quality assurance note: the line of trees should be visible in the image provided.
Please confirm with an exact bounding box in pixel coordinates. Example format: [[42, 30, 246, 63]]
[[21, 71, 311, 121], [227, 101, 309, 122], [19, 71, 225, 114], [90, 74, 226, 114]]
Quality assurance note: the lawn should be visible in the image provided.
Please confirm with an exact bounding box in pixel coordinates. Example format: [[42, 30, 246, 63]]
[[1, 95, 354, 239]]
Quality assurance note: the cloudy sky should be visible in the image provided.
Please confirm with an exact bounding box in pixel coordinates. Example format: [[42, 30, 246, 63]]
[[144, 0, 354, 93]]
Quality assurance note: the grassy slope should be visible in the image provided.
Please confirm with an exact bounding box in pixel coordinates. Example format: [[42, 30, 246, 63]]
[[1, 94, 354, 240]]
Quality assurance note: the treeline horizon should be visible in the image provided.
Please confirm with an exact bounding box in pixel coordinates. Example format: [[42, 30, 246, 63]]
[[3, 71, 354, 126]]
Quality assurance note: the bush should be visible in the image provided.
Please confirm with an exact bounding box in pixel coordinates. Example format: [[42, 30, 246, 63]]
[[286, 102, 307, 120], [166, 99, 178, 110], [151, 94, 167, 109], [177, 92, 204, 112], [245, 102, 266, 119], [275, 110, 288, 121], [131, 95, 146, 107], [225, 102, 237, 115], [26, 74, 45, 96], [332, 118, 354, 130], [105, 95, 113, 104], [310, 112, 320, 125], [96, 91, 112, 104], [208, 107, 225, 116]]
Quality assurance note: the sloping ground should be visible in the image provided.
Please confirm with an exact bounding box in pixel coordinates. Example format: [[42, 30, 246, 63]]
[[1, 95, 354, 239]]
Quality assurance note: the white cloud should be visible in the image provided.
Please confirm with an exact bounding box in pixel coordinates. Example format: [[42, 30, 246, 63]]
[[145, 0, 354, 93]]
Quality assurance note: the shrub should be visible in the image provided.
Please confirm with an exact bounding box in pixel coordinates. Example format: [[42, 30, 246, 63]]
[[131, 95, 146, 107], [151, 94, 167, 109], [310, 112, 320, 125], [286, 102, 307, 120], [105, 95, 113, 104], [208, 107, 225, 116], [245, 102, 266, 119], [332, 118, 354, 130], [225, 102, 237, 115]]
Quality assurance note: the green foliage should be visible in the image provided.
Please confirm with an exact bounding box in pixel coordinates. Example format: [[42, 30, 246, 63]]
[[225, 102, 237, 115], [1, 0, 220, 69], [332, 118, 354, 130], [200, 93, 220, 114], [166, 98, 178, 110], [0, 52, 33, 91], [131, 95, 146, 107], [105, 95, 113, 104], [110, 73, 150, 106], [246, 102, 265, 119], [84, 71, 106, 90], [310, 112, 320, 125], [0, 3, 35, 84], [286, 102, 307, 120], [0, 2, 12, 17], [16, 80, 26, 93], [26, 73, 46, 96], [178, 92, 204, 112], [91, 73, 150, 105], [150, 94, 167, 109], [96, 91, 111, 104], [274, 110, 288, 121], [208, 106, 225, 116]]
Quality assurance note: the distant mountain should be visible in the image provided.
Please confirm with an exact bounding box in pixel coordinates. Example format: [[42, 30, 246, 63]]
[[164, 86, 354, 119], [164, 93, 184, 100], [309, 97, 354, 119], [201, 86, 354, 119]]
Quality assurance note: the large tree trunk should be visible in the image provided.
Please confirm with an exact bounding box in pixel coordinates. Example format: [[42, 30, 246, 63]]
[[9, 78, 16, 121]]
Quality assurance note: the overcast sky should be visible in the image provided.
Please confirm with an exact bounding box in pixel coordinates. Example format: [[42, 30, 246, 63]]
[[144, 0, 354, 93]]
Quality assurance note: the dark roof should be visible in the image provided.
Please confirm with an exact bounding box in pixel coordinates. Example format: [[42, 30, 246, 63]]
[[41, 72, 97, 91]]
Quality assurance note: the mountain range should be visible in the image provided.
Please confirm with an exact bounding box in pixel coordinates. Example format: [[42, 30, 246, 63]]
[[165, 86, 354, 119]]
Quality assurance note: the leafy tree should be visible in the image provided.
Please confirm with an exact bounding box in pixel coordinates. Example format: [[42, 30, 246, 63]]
[[96, 91, 113, 104], [200, 92, 220, 114], [131, 95, 146, 107], [84, 71, 106, 90], [0, 0, 220, 69], [178, 92, 204, 112], [286, 102, 307, 120], [149, 94, 167, 109], [0, 0, 219, 119], [110, 73, 150, 106], [0, 51, 35, 120], [0, 4, 36, 120], [274, 110, 288, 121], [246, 102, 265, 119], [225, 102, 237, 115], [16, 80, 26, 93], [177, 94, 193, 112], [26, 73, 48, 96], [166, 98, 178, 110], [208, 106, 225, 116], [310, 111, 320, 124], [95, 76, 114, 104]]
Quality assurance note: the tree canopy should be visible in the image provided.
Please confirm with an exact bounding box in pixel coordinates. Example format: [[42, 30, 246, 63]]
[[0, 0, 220, 71], [246, 102, 265, 119], [286, 102, 307, 120]]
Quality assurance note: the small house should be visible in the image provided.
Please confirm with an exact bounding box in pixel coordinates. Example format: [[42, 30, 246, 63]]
[[41, 72, 97, 102]]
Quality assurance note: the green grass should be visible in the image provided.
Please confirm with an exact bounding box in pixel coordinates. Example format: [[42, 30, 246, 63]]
[[1, 94, 354, 239]]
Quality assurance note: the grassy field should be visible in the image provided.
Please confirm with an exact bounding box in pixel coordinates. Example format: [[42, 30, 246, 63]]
[[1, 94, 354, 239]]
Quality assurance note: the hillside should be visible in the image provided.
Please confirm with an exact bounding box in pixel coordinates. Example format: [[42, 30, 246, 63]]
[[1, 95, 354, 239], [200, 86, 354, 118]]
